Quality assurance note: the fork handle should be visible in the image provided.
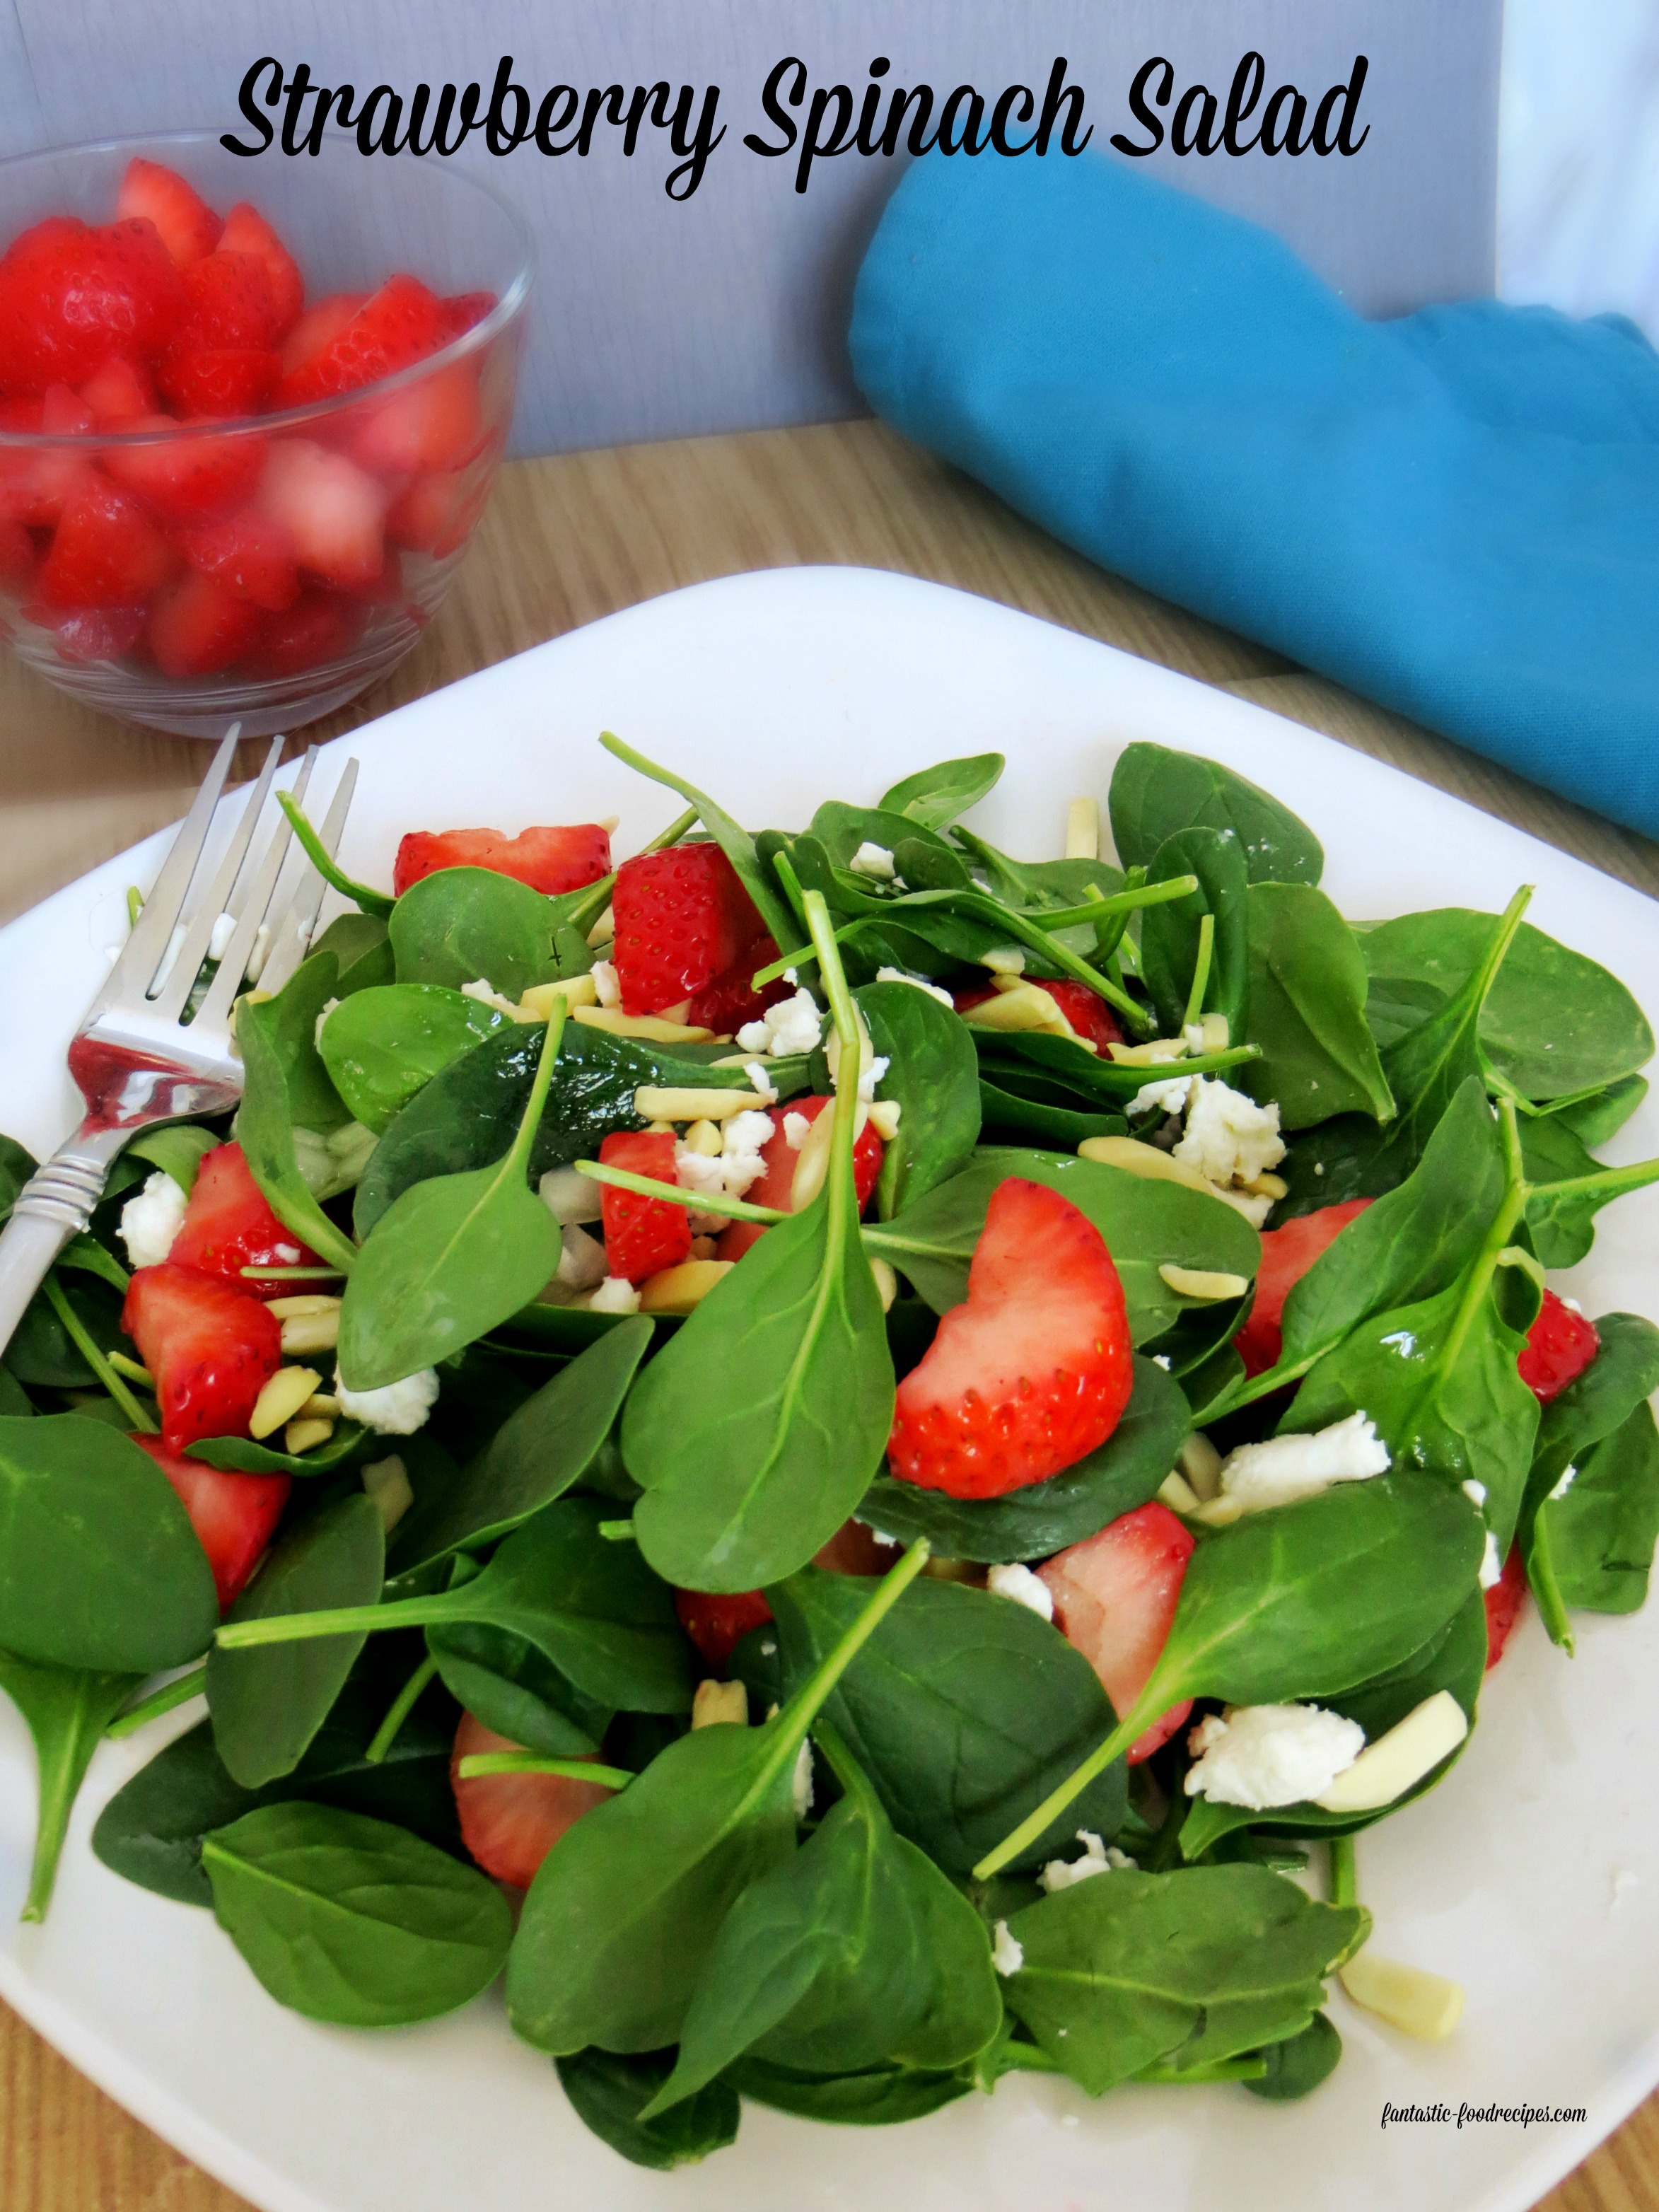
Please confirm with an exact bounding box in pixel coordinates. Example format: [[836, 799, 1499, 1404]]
[[0, 1124, 130, 1357]]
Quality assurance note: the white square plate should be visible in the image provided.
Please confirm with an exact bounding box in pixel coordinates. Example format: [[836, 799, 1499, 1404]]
[[2, 567, 1656, 2212]]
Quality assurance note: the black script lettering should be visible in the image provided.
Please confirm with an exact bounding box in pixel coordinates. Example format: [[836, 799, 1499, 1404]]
[[665, 86, 725, 200], [223, 57, 281, 154], [936, 84, 989, 155], [855, 57, 892, 155], [1170, 82, 1220, 155], [746, 56, 805, 158], [989, 82, 1037, 155], [1112, 56, 1171, 156], [1312, 56, 1370, 153], [796, 79, 857, 192], [356, 86, 405, 155], [1034, 57, 1091, 153], [1223, 52, 1265, 153], [532, 86, 579, 153], [486, 56, 531, 155], [1260, 83, 1310, 155]]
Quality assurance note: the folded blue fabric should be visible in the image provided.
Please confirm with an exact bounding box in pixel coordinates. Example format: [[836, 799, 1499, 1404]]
[[849, 151, 1659, 843]]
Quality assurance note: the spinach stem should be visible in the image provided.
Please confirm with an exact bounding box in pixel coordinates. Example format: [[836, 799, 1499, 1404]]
[[574, 1159, 786, 1227], [23, 1678, 128, 1923], [598, 1519, 637, 1541], [1031, 873, 1199, 931], [761, 1539, 933, 1791], [458, 1752, 636, 1789], [508, 1000, 568, 1179], [1182, 912, 1216, 1033], [1526, 1155, 1659, 1208], [105, 1663, 207, 1738], [1136, 2054, 1269, 2085], [1523, 1515, 1575, 1653], [276, 792, 394, 917], [971, 1689, 1148, 1880], [996, 2041, 1065, 2075], [107, 1350, 154, 1388], [363, 1654, 438, 1764], [240, 1264, 344, 1281], [43, 1276, 156, 1433], [1328, 1834, 1358, 1910]]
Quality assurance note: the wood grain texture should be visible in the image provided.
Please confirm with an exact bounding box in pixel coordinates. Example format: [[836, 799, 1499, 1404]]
[[0, 414, 1653, 2211]]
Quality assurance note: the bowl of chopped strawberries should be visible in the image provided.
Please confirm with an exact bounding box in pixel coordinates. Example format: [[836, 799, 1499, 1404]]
[[0, 131, 531, 736]]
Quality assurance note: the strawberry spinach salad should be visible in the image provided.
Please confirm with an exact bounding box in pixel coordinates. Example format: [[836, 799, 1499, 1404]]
[[4, 733, 1659, 2168]]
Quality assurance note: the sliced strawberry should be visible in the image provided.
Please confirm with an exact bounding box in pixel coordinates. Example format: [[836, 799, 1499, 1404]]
[[350, 358, 484, 477], [121, 1261, 282, 1451], [168, 1141, 321, 1291], [103, 412, 267, 523], [40, 383, 94, 436], [156, 343, 281, 419], [392, 823, 610, 899], [278, 273, 452, 408], [129, 1432, 289, 1611], [612, 843, 761, 1015], [1518, 1289, 1600, 1404], [598, 1129, 692, 1285], [145, 569, 265, 678], [178, 507, 298, 610], [441, 291, 496, 339], [240, 588, 364, 679], [813, 1518, 902, 1576], [673, 1587, 773, 1671], [716, 1095, 884, 1264], [217, 203, 303, 337], [39, 478, 177, 609], [450, 1713, 615, 1889], [35, 603, 146, 662], [115, 159, 221, 267], [279, 291, 366, 383], [1043, 981, 1125, 1052], [686, 931, 790, 1035], [175, 250, 281, 352], [78, 354, 156, 424], [0, 518, 37, 593], [0, 395, 91, 527], [386, 458, 495, 559], [1038, 1501, 1196, 1762], [0, 216, 185, 395], [1484, 1543, 1527, 1670], [1233, 1199, 1374, 1378], [256, 438, 388, 586], [888, 1178, 1134, 1498]]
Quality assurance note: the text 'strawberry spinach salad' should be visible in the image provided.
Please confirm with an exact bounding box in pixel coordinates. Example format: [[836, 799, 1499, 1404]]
[[4, 735, 1658, 2167]]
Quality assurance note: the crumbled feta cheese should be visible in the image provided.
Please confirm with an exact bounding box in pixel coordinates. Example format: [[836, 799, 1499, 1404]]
[[588, 1276, 641, 1315], [1173, 1077, 1286, 1188], [460, 977, 523, 1019], [991, 1920, 1025, 1977], [1037, 1830, 1136, 1892], [676, 1108, 775, 1206], [1128, 1075, 1193, 1119], [208, 910, 238, 962], [313, 996, 341, 1050], [119, 1168, 188, 1269], [1549, 1462, 1577, 1502], [1217, 1411, 1390, 1513], [244, 922, 273, 985], [1479, 1529, 1502, 1588], [792, 1739, 815, 1820], [1184, 1704, 1365, 1810], [858, 1054, 890, 1103], [783, 1110, 812, 1151], [1461, 1479, 1487, 1508], [556, 1221, 609, 1291], [849, 841, 897, 880], [743, 1059, 779, 1104], [1152, 1354, 1172, 1370], [590, 957, 622, 1008], [1182, 1022, 1206, 1054], [986, 1562, 1054, 1621], [737, 986, 823, 1059], [875, 965, 954, 1007], [333, 1365, 440, 1436]]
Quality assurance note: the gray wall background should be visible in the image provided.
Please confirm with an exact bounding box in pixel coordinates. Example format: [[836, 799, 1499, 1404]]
[[0, 1, 1503, 457]]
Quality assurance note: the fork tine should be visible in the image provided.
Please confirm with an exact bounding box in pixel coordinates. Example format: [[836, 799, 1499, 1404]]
[[87, 723, 242, 1019], [192, 750, 316, 1032], [257, 757, 359, 999], [147, 735, 286, 1023]]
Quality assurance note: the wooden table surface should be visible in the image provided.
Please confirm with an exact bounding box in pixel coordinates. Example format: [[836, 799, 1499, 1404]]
[[2, 417, 1657, 2212]]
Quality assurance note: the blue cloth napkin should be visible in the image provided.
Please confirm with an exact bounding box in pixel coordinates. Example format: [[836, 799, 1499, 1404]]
[[849, 151, 1659, 844]]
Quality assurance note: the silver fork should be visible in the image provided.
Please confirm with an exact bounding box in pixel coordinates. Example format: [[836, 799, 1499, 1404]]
[[0, 726, 359, 1355]]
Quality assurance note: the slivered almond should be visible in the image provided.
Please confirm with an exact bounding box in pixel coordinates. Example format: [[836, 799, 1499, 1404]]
[[267, 1294, 342, 1319], [519, 974, 599, 1019], [1339, 1953, 1465, 2042], [1065, 797, 1100, 861], [640, 1259, 735, 1315], [279, 1309, 339, 1356], [250, 1366, 322, 1440], [283, 1416, 334, 1456], [692, 1680, 748, 1729], [633, 1086, 769, 1122], [1077, 1136, 1213, 1195], [1158, 1264, 1250, 1301], [574, 1007, 716, 1044]]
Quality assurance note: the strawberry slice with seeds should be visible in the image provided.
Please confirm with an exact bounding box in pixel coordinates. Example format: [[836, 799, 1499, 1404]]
[[1484, 1543, 1527, 1670], [168, 1141, 321, 1293], [392, 822, 611, 899], [121, 1261, 282, 1452], [0, 216, 186, 395], [441, 291, 496, 339], [39, 478, 177, 609], [888, 1177, 1134, 1498], [1518, 1288, 1600, 1404], [104, 412, 267, 524], [685, 930, 789, 1036], [178, 508, 298, 610], [351, 358, 485, 477], [217, 203, 303, 338], [156, 344, 281, 419], [1038, 1501, 1197, 1762], [78, 355, 156, 425], [612, 843, 761, 1015], [277, 273, 451, 407], [1043, 980, 1125, 1052], [129, 1432, 289, 1610], [256, 438, 388, 587], [716, 1096, 885, 1264], [598, 1129, 692, 1285], [175, 249, 281, 352], [278, 291, 366, 383], [145, 569, 266, 678], [240, 588, 364, 679], [115, 159, 221, 267], [1233, 1198, 1374, 1378], [33, 603, 146, 663], [450, 1713, 616, 1889], [674, 1588, 774, 1671]]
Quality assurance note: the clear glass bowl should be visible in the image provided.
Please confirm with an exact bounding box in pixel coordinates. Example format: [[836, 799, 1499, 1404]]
[[0, 130, 532, 738]]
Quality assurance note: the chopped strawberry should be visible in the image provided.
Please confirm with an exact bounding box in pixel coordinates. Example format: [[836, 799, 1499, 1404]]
[[240, 588, 364, 678], [145, 569, 265, 678], [178, 508, 298, 610], [0, 518, 36, 593], [392, 822, 611, 899], [598, 1130, 692, 1285], [115, 159, 221, 267], [78, 355, 156, 424], [814, 1518, 902, 1576], [1484, 1543, 1527, 1670], [255, 438, 387, 587], [350, 358, 484, 476], [612, 843, 761, 1015], [38, 479, 177, 609], [37, 603, 146, 662], [216, 203, 303, 337], [278, 291, 366, 383], [175, 250, 281, 352], [1043, 981, 1125, 1052], [888, 1178, 1134, 1498], [1518, 1289, 1600, 1404], [121, 1261, 281, 1452], [168, 1141, 322, 1292], [129, 1432, 289, 1611], [441, 291, 496, 339], [450, 1713, 615, 1889], [385, 460, 494, 558], [686, 931, 790, 1035], [40, 383, 94, 436], [1233, 1199, 1375, 1378], [1038, 1502, 1197, 1762], [674, 1587, 773, 1671], [103, 412, 267, 523], [278, 273, 452, 407], [0, 216, 185, 395], [156, 344, 281, 419], [716, 1095, 884, 1264]]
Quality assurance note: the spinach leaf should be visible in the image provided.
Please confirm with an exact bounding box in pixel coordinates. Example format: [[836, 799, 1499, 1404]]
[[646, 1727, 999, 2114], [767, 1568, 1128, 1873], [1244, 2011, 1343, 2100], [186, 1424, 370, 1477], [600, 732, 799, 953], [127, 1122, 221, 1194], [809, 802, 962, 879], [309, 910, 394, 994], [338, 1011, 565, 1389], [726, 2055, 974, 2125], [1109, 743, 1324, 887], [860, 1355, 1188, 1561], [392, 1319, 653, 1571], [202, 1801, 512, 2025], [237, 950, 359, 1274], [0, 1648, 136, 1920], [206, 1493, 386, 1789], [0, 1131, 37, 1219], [969, 1030, 1259, 1107], [318, 984, 513, 1134], [555, 2048, 740, 2171], [948, 827, 1124, 916], [1139, 826, 1250, 1042], [977, 1076, 1127, 1151], [867, 1148, 1259, 1340], [854, 980, 980, 1218], [878, 752, 1005, 830], [0, 1416, 218, 1672], [1518, 1111, 1659, 1271], [388, 866, 562, 996], [1523, 1313, 1659, 1634], [1553, 1074, 1647, 1149], [1002, 1863, 1364, 2093], [1361, 910, 1653, 1100], [278, 794, 396, 918], [426, 1620, 612, 1757], [1242, 883, 1393, 1129]]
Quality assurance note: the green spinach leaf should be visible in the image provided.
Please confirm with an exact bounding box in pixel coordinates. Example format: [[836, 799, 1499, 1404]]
[[600, 732, 800, 953], [309, 910, 394, 994], [1523, 1313, 1659, 1635], [1244, 2011, 1343, 2100], [854, 980, 981, 1218], [1108, 743, 1324, 886], [1242, 883, 1393, 1129], [426, 1619, 612, 1758], [555, 2047, 740, 2170], [726, 2054, 974, 2124], [878, 752, 1005, 830], [0, 1648, 136, 1920], [318, 984, 513, 1134], [388, 866, 562, 996], [237, 950, 359, 1274], [1140, 825, 1250, 1042]]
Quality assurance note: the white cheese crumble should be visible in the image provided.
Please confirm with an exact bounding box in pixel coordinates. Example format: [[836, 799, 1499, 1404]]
[[991, 1920, 1025, 1977], [1479, 1529, 1503, 1588], [460, 977, 523, 1019], [119, 1168, 188, 1269], [849, 841, 897, 880], [207, 910, 238, 962], [1184, 1704, 1365, 1810], [1217, 1411, 1390, 1513], [244, 921, 273, 984], [1037, 1830, 1136, 1892], [1461, 1479, 1487, 1508], [1549, 1462, 1578, 1502], [675, 1108, 775, 1204], [875, 965, 954, 1007], [1129, 1074, 1194, 1119], [588, 1276, 641, 1315], [792, 1739, 815, 1820], [743, 1059, 779, 1104], [590, 957, 622, 1008], [737, 986, 823, 1058], [783, 1110, 813, 1151], [333, 1365, 440, 1436], [1173, 1076, 1286, 1189], [986, 1562, 1054, 1621]]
